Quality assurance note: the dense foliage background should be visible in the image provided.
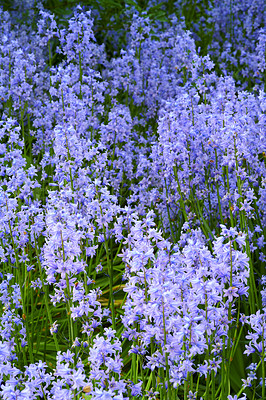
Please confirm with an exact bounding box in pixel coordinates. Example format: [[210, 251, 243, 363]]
[[0, 0, 265, 399]]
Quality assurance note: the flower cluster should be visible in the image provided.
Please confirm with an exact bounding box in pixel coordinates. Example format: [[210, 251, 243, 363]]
[[0, 2, 265, 399]]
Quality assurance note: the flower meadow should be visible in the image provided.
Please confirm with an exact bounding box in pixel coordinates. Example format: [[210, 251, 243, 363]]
[[0, 0, 265, 399]]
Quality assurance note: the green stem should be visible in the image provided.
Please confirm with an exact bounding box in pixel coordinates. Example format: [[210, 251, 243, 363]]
[[173, 165, 188, 222], [162, 300, 172, 399], [211, 370, 215, 400], [164, 177, 176, 241], [96, 188, 116, 330], [215, 148, 223, 223], [7, 219, 33, 364], [34, 235, 60, 353], [262, 324, 265, 399], [60, 231, 76, 345], [20, 101, 26, 158]]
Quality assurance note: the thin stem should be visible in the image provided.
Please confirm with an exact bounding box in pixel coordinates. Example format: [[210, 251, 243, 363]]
[[34, 235, 60, 353]]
